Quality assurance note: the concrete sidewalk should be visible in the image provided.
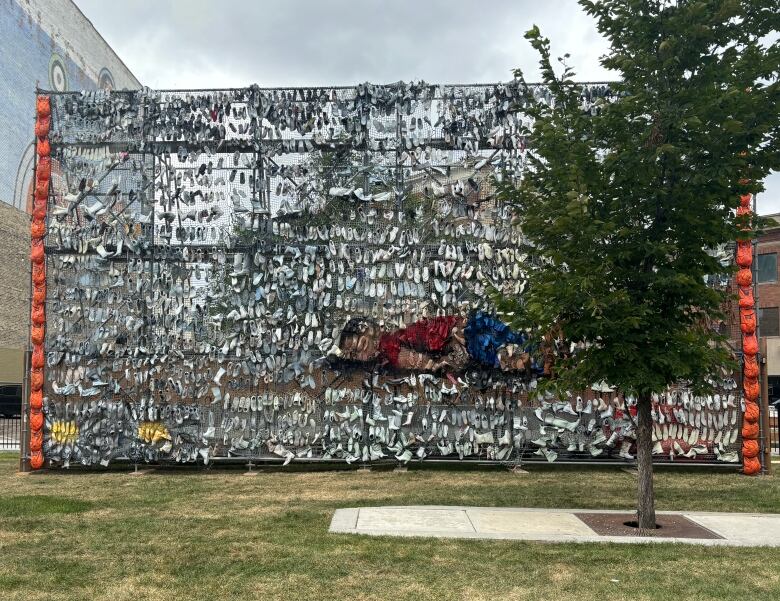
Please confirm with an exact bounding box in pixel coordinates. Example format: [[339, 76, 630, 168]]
[[329, 506, 780, 547]]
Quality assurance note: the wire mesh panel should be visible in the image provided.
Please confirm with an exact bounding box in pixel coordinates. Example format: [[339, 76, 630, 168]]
[[38, 83, 742, 469]]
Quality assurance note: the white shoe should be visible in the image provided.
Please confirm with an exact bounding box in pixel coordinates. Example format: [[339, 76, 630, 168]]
[[395, 449, 412, 463], [369, 445, 386, 461], [498, 430, 511, 446], [475, 432, 494, 445], [618, 440, 634, 459]]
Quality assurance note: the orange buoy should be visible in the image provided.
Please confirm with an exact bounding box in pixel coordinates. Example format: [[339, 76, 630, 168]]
[[742, 440, 758, 459], [36, 95, 51, 117], [29, 428, 43, 452], [743, 456, 761, 475], [744, 400, 760, 423], [29, 389, 43, 410], [29, 409, 44, 432], [30, 369, 43, 392], [742, 421, 759, 439], [30, 450, 45, 470]]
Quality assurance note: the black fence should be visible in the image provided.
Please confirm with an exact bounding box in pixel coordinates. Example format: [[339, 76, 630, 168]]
[[0, 418, 21, 451], [770, 408, 779, 455]]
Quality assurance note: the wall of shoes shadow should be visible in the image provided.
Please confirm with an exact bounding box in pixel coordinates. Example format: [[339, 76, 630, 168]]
[[40, 83, 741, 467]]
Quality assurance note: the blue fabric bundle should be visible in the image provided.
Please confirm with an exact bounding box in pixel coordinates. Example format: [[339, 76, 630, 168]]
[[464, 311, 539, 371]]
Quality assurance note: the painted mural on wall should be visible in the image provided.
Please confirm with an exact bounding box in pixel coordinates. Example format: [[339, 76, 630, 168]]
[[1, 0, 139, 211], [32, 84, 744, 470]]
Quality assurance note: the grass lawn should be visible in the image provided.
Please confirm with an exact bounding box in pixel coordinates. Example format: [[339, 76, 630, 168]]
[[0, 453, 778, 601]]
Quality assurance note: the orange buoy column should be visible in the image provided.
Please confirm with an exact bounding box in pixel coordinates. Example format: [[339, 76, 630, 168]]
[[29, 95, 51, 470], [736, 192, 760, 475]]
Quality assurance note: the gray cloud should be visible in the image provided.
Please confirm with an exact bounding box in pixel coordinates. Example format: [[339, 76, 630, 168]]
[[75, 0, 615, 88], [75, 0, 778, 211]]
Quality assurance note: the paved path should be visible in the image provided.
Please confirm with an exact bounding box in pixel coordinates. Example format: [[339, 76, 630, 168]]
[[330, 506, 780, 547]]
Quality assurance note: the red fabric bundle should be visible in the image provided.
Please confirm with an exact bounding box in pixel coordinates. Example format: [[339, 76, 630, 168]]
[[738, 287, 754, 309], [32, 284, 46, 305], [31, 239, 44, 264], [35, 116, 50, 138], [31, 324, 45, 346], [740, 309, 756, 334], [742, 421, 759, 440], [34, 184, 48, 201], [736, 268, 752, 287], [30, 369, 43, 392], [29, 428, 43, 452], [36, 95, 51, 117], [31, 220, 46, 240], [743, 377, 760, 401], [742, 333, 758, 356], [29, 389, 43, 410], [35, 116, 51, 138], [742, 440, 758, 459], [36, 138, 50, 157], [32, 303, 45, 326], [736, 241, 752, 267], [31, 346, 44, 369], [35, 179, 49, 199], [29, 409, 43, 431], [32, 262, 45, 285], [37, 156, 51, 179], [743, 354, 759, 379], [744, 400, 760, 423], [32, 201, 46, 221], [743, 456, 761, 475], [30, 450, 44, 470]]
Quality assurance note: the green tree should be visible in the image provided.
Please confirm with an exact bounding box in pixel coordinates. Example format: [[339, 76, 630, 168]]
[[496, 0, 780, 529]]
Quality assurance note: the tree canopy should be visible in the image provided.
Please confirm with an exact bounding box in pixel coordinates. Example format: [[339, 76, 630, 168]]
[[496, 0, 780, 398]]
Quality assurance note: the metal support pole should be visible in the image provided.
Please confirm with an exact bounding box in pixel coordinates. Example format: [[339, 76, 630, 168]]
[[19, 349, 31, 472], [395, 96, 403, 214], [760, 337, 772, 475], [751, 192, 768, 475]]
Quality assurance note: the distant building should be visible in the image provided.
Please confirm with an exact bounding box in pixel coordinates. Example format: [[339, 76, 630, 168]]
[[754, 213, 780, 405], [0, 0, 140, 393]]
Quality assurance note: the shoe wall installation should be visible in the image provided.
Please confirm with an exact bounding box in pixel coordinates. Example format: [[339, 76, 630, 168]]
[[33, 84, 742, 469]]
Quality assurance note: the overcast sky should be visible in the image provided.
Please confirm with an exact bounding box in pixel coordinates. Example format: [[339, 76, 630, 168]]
[[75, 0, 779, 212]]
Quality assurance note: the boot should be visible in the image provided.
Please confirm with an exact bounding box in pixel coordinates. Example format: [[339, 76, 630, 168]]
[[618, 439, 634, 459]]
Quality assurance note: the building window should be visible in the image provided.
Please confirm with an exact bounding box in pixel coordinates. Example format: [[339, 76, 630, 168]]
[[757, 253, 777, 283], [760, 307, 780, 337], [768, 376, 780, 404]]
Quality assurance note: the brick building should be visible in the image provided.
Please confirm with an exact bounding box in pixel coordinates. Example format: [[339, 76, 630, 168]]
[[0, 0, 140, 397], [755, 213, 780, 404]]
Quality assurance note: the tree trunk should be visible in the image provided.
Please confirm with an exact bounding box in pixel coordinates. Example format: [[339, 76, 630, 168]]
[[635, 394, 656, 531]]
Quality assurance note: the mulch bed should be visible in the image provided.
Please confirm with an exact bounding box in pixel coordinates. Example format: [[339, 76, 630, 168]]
[[575, 513, 723, 539]]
